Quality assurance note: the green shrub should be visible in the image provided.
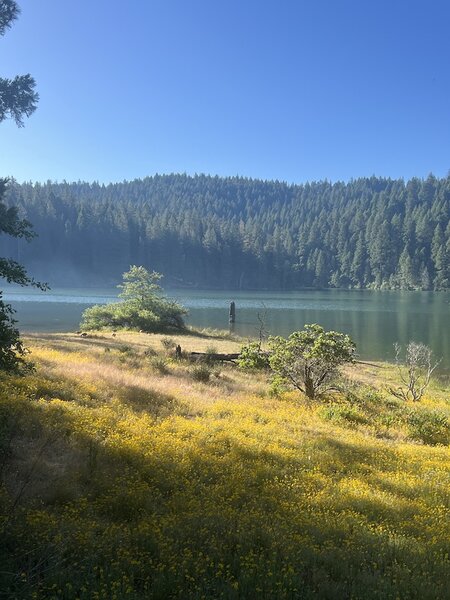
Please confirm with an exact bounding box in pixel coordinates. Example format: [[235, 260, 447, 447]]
[[320, 403, 367, 425], [269, 375, 287, 397], [237, 341, 270, 371], [149, 357, 169, 375], [80, 266, 187, 332], [191, 364, 211, 383], [407, 409, 450, 445]]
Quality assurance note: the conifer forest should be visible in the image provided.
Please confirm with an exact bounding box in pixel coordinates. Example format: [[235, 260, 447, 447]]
[[2, 173, 449, 290]]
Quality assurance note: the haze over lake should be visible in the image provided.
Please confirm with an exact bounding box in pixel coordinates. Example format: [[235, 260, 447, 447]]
[[4, 287, 449, 368]]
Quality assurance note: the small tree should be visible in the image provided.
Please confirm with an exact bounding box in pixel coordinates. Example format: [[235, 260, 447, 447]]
[[268, 324, 355, 400], [390, 342, 441, 402], [237, 303, 271, 371], [80, 266, 187, 332]]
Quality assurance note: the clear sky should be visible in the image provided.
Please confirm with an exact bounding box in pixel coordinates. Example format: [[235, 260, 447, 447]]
[[1, 0, 450, 184]]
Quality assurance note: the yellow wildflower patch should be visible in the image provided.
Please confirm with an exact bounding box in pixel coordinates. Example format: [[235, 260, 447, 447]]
[[0, 333, 448, 599]]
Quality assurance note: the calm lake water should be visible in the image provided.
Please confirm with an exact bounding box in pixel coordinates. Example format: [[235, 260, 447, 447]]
[[2, 288, 449, 367]]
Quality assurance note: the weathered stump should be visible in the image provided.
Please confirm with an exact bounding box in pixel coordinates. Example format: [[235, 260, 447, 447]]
[[229, 301, 236, 323]]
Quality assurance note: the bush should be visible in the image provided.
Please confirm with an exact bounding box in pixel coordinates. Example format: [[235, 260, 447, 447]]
[[81, 266, 187, 333], [407, 409, 449, 445], [237, 341, 270, 371], [0, 179, 47, 373], [320, 403, 367, 425], [149, 357, 169, 375], [191, 364, 211, 383]]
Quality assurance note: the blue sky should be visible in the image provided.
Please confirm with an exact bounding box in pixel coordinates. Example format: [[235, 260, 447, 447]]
[[1, 0, 450, 184]]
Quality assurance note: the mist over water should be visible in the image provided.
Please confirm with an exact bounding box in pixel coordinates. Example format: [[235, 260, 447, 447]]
[[3, 287, 449, 368]]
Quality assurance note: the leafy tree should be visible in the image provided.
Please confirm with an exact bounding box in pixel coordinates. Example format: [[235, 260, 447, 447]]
[[268, 324, 355, 400], [80, 266, 187, 332], [0, 1, 38, 126], [0, 179, 46, 370]]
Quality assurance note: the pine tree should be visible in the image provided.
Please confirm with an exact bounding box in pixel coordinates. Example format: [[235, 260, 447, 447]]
[[1, 174, 448, 292], [0, 1, 38, 126], [0, 180, 46, 370], [398, 246, 415, 289], [431, 224, 449, 290], [0, 2, 41, 370]]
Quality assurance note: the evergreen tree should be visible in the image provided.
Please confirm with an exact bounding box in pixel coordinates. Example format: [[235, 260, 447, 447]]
[[0, 1, 41, 370], [0, 180, 45, 370], [398, 246, 415, 289], [431, 224, 449, 289], [0, 1, 38, 126]]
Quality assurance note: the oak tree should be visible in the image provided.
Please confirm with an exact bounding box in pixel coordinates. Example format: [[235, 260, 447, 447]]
[[269, 324, 355, 400]]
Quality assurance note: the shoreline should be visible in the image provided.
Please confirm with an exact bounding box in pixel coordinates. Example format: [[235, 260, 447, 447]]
[[23, 329, 450, 384]]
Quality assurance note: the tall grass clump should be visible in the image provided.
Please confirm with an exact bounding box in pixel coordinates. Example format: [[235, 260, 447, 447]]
[[191, 364, 211, 382], [149, 356, 169, 375]]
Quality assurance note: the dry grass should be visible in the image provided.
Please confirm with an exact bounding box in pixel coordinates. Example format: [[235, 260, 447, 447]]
[[24, 332, 266, 416], [26, 329, 243, 355], [344, 361, 450, 404]]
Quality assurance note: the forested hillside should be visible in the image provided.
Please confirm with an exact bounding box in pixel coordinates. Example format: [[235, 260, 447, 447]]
[[1, 173, 449, 290]]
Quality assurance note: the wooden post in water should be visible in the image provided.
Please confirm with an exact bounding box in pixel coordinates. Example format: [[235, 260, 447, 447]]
[[229, 301, 236, 323]]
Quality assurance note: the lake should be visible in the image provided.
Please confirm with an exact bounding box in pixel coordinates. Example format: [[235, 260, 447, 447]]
[[2, 288, 449, 367]]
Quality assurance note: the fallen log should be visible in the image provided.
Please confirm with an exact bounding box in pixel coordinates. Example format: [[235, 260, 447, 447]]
[[354, 360, 382, 368], [190, 352, 240, 362]]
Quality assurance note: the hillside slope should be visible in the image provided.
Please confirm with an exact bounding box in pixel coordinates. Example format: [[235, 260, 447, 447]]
[[1, 332, 449, 599], [2, 173, 449, 290]]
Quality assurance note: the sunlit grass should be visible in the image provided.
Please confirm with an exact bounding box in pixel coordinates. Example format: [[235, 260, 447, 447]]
[[0, 332, 448, 599]]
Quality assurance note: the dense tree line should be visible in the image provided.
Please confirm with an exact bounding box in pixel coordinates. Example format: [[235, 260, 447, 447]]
[[1, 173, 449, 290]]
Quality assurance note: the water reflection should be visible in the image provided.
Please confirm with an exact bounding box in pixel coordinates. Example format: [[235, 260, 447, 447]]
[[3, 288, 449, 368]]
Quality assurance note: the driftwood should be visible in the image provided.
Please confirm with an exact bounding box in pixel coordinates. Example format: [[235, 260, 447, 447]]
[[190, 352, 240, 362]]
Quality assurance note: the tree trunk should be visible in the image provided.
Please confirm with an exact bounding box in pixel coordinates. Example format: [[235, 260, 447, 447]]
[[304, 376, 315, 400]]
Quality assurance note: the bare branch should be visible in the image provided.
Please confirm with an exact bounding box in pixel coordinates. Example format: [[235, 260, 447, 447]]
[[390, 342, 441, 402]]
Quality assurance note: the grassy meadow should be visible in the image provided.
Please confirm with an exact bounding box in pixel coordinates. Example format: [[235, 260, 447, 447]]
[[0, 330, 449, 599]]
